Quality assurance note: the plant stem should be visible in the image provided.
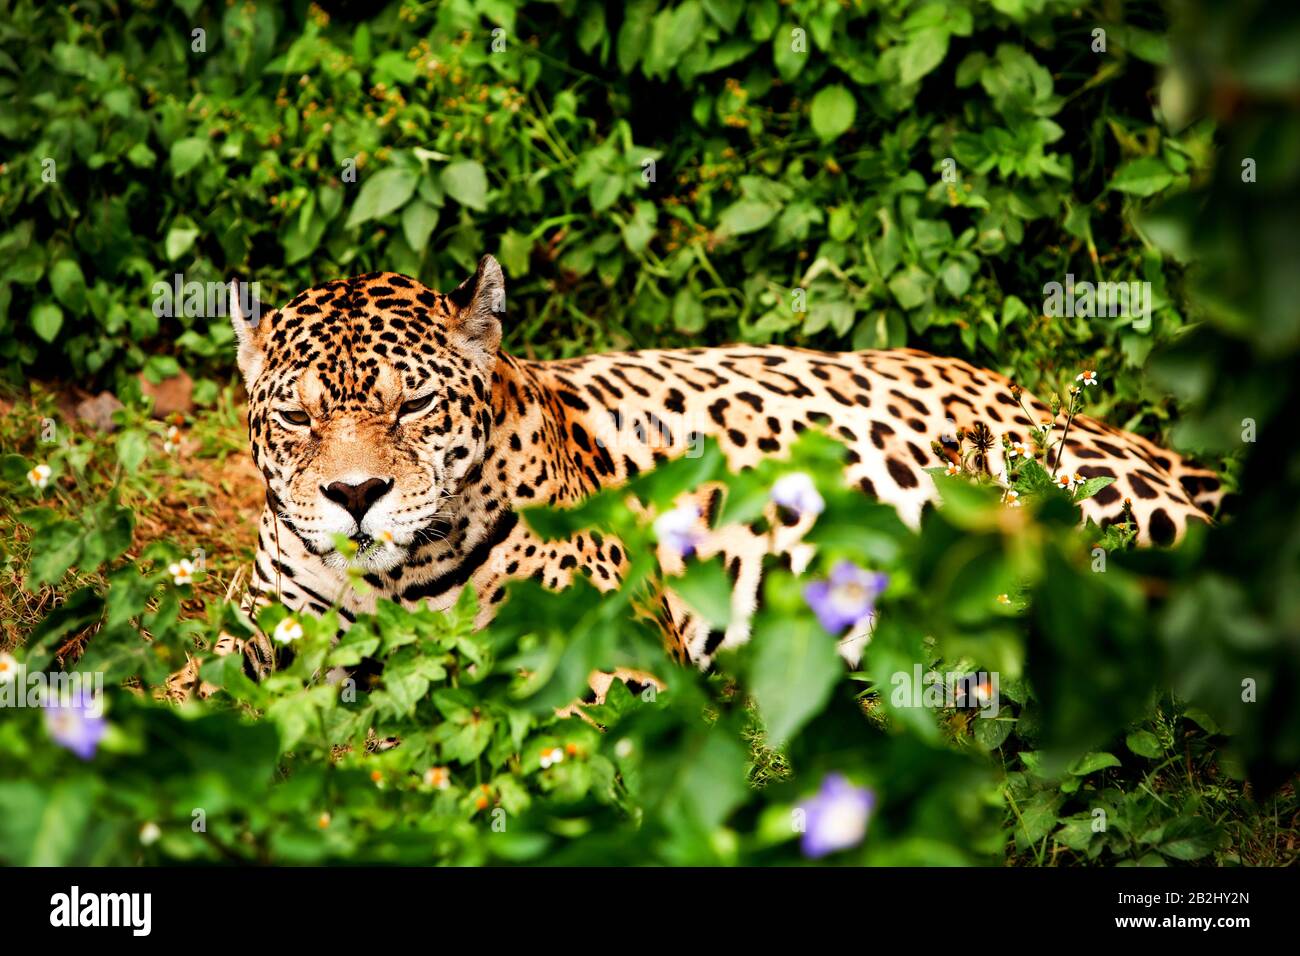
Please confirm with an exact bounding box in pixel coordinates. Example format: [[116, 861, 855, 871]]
[[1051, 392, 1081, 476]]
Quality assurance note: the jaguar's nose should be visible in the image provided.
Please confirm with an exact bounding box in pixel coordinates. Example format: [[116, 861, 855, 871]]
[[321, 477, 393, 523]]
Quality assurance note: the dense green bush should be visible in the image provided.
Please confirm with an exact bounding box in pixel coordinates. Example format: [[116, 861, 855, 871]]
[[2, 0, 1213, 428]]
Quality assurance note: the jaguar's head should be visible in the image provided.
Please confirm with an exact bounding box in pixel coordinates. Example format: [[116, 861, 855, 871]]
[[231, 256, 505, 572]]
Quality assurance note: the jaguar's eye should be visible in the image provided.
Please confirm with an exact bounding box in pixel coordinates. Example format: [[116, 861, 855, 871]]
[[278, 409, 311, 427], [399, 394, 434, 418]]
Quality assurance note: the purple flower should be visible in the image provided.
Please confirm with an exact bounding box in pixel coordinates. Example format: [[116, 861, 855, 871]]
[[799, 773, 876, 858], [43, 687, 107, 761], [653, 504, 702, 558], [803, 561, 888, 634], [771, 472, 825, 519]]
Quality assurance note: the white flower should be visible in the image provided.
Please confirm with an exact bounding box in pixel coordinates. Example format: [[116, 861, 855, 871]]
[[0, 651, 19, 684], [614, 738, 634, 759], [1040, 417, 1056, 432], [1076, 370, 1098, 387], [771, 472, 825, 519], [944, 462, 961, 477], [1007, 441, 1033, 460], [1002, 489, 1021, 508], [1054, 473, 1076, 491], [653, 504, 702, 558], [168, 558, 195, 587], [539, 746, 564, 769], [423, 766, 450, 790], [377, 529, 396, 546], [163, 425, 183, 454], [273, 616, 304, 645], [139, 822, 161, 846], [27, 463, 51, 490]]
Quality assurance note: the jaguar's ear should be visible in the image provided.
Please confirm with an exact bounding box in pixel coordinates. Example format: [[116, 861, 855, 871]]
[[229, 278, 268, 389], [448, 255, 504, 360]]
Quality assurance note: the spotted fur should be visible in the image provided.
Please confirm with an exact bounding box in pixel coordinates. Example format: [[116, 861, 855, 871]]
[[230, 256, 1222, 672]]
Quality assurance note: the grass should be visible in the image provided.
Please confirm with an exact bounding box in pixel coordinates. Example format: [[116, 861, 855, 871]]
[[0, 383, 259, 654]]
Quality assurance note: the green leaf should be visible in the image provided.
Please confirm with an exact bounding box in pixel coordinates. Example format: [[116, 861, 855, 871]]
[[772, 23, 808, 81], [26, 522, 82, 586], [672, 557, 732, 630], [345, 167, 420, 228], [1126, 730, 1163, 758], [401, 199, 439, 252], [577, 4, 606, 54], [498, 230, 531, 276], [116, 428, 149, 473], [588, 170, 623, 212], [898, 28, 949, 84], [717, 199, 779, 236], [30, 302, 63, 343], [974, 716, 1014, 751], [169, 137, 209, 177], [616, 0, 655, 73], [809, 84, 856, 143], [703, 0, 743, 32], [1014, 790, 1064, 849], [1054, 816, 1097, 851], [940, 260, 971, 297], [1158, 816, 1219, 861], [747, 0, 778, 40], [1068, 751, 1121, 775], [440, 160, 489, 211], [888, 266, 933, 310], [746, 616, 841, 745], [49, 260, 87, 311], [621, 200, 656, 253], [1072, 476, 1116, 502], [164, 223, 200, 261], [1108, 157, 1175, 197]]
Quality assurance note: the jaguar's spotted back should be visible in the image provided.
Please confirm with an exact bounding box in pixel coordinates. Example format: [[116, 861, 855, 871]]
[[229, 256, 1222, 671]]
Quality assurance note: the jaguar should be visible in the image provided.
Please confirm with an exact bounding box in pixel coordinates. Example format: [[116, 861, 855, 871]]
[[215, 255, 1223, 684]]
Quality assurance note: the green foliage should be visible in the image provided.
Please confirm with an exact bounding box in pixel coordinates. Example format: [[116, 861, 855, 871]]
[[0, 0, 1222, 436], [1, 413, 1294, 866]]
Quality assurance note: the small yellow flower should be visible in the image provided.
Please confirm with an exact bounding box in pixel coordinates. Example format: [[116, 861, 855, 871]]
[[944, 462, 961, 477], [273, 616, 304, 644], [377, 529, 396, 546], [1002, 489, 1022, 508], [1055, 473, 1077, 491], [1007, 441, 1033, 460], [168, 558, 195, 587], [996, 593, 1012, 606], [27, 463, 51, 490]]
